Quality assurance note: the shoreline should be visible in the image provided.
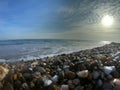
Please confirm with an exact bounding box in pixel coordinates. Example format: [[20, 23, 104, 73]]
[[0, 41, 113, 63], [1, 42, 118, 63], [1, 42, 120, 70], [0, 40, 112, 62], [0, 42, 120, 90]]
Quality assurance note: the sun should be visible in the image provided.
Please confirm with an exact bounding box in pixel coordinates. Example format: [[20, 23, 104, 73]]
[[101, 15, 114, 27]]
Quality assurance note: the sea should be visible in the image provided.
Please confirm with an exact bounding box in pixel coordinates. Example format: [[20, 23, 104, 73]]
[[0, 39, 112, 62]]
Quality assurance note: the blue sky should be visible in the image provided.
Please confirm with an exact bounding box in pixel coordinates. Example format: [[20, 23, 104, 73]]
[[0, 0, 120, 41]]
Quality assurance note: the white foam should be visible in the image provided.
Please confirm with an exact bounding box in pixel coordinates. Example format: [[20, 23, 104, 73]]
[[0, 59, 6, 62], [0, 40, 113, 62]]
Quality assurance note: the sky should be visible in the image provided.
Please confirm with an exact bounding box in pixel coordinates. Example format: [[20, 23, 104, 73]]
[[0, 0, 120, 41]]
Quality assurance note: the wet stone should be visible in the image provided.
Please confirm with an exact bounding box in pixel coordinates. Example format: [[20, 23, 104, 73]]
[[0, 42, 120, 90], [64, 71, 76, 80], [77, 70, 89, 78]]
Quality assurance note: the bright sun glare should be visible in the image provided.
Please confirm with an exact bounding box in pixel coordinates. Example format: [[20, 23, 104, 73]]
[[101, 15, 114, 27]]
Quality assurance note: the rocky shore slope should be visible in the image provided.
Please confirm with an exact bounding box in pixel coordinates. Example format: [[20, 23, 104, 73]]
[[0, 42, 120, 90]]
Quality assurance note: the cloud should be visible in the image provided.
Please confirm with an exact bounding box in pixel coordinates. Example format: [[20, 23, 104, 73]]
[[56, 0, 120, 31], [1, 0, 120, 40]]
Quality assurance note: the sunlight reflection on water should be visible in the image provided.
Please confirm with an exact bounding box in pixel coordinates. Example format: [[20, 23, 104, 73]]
[[100, 41, 111, 45]]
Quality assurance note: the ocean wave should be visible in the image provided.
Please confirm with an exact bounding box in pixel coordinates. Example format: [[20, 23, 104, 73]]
[[0, 39, 112, 62]]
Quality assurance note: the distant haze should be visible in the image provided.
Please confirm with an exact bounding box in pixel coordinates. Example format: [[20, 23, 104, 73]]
[[0, 0, 120, 41]]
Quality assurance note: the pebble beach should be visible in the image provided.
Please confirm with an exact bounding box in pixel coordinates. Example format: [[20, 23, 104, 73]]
[[0, 42, 120, 90]]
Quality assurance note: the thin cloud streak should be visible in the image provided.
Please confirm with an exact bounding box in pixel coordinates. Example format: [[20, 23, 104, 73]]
[[0, 0, 120, 40]]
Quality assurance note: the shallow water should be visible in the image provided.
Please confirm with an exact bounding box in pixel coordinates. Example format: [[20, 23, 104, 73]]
[[0, 39, 111, 62]]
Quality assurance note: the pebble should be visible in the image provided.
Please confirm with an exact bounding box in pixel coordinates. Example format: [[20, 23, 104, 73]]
[[92, 71, 100, 79], [77, 70, 89, 78], [111, 78, 120, 90], [103, 66, 116, 75], [61, 85, 69, 90], [0, 66, 9, 81], [0, 42, 120, 90]]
